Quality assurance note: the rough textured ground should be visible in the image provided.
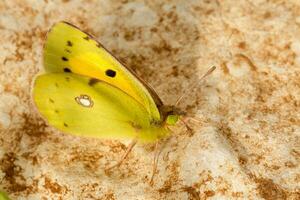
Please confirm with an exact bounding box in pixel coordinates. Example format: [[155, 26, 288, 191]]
[[0, 0, 299, 199]]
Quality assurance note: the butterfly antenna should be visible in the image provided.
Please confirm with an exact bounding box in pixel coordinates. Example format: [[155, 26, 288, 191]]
[[175, 66, 216, 106]]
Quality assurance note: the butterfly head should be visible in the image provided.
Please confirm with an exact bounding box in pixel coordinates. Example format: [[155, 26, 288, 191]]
[[159, 105, 185, 126], [165, 114, 179, 125]]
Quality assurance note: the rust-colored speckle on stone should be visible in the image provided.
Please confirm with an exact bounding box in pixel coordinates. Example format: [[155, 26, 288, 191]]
[[235, 53, 257, 72], [221, 62, 229, 74], [255, 177, 287, 200], [0, 152, 26, 192], [237, 41, 247, 49], [44, 177, 63, 194], [204, 190, 215, 198], [101, 191, 116, 200], [182, 186, 200, 200]]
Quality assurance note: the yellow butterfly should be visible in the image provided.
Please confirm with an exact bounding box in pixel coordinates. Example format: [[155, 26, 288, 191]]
[[33, 22, 215, 182]]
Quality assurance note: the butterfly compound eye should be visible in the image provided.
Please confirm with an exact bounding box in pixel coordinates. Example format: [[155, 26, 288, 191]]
[[166, 114, 179, 125]]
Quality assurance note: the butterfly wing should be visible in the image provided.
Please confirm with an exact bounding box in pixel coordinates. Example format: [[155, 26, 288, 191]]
[[33, 73, 167, 142], [44, 22, 162, 124]]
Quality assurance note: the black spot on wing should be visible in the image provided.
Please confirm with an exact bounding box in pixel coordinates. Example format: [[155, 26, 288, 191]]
[[64, 68, 71, 73], [62, 57, 68, 61], [88, 78, 100, 86], [63, 123, 68, 127], [65, 77, 70, 82], [55, 110, 59, 113], [105, 69, 116, 77], [49, 98, 54, 103], [67, 40, 73, 47], [83, 36, 89, 41], [65, 49, 71, 53]]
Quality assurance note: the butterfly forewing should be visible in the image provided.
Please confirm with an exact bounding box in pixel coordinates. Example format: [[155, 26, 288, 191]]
[[44, 22, 161, 123]]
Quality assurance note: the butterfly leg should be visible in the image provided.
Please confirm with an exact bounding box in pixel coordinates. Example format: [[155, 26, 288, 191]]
[[185, 116, 202, 123], [150, 141, 160, 185], [149, 135, 172, 185], [180, 118, 194, 134], [105, 139, 137, 171]]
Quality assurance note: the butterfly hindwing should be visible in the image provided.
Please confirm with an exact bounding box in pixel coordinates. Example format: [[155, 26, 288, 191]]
[[33, 73, 167, 141], [44, 22, 161, 123]]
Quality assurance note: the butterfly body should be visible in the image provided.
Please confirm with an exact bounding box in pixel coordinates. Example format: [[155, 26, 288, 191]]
[[33, 22, 180, 143]]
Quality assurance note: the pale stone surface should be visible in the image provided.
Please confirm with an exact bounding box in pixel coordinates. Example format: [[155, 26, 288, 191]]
[[0, 0, 299, 199]]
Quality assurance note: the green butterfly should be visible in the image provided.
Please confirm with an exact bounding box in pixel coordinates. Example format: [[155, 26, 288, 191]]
[[33, 22, 215, 181]]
